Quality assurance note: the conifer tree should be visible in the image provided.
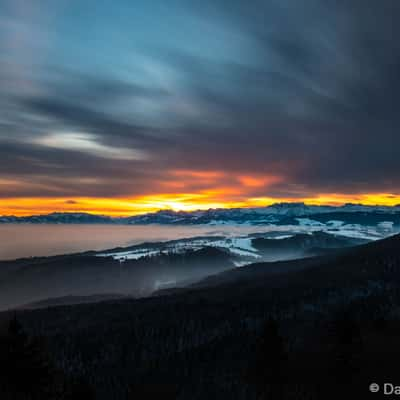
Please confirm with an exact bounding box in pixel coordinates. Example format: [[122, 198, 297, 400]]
[[0, 315, 55, 400]]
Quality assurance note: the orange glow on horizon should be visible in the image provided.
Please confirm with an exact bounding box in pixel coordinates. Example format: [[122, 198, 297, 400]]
[[0, 192, 399, 217], [4, 168, 398, 216]]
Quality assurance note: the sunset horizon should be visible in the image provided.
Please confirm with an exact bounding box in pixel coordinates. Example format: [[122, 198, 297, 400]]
[[1, 1, 400, 221], [1, 192, 400, 217], [1, 1, 400, 397]]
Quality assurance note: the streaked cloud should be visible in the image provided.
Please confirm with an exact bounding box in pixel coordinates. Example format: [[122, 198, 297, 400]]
[[33, 132, 147, 160], [1, 0, 400, 215]]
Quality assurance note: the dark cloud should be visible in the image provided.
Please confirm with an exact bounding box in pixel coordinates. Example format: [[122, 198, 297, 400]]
[[22, 96, 160, 148]]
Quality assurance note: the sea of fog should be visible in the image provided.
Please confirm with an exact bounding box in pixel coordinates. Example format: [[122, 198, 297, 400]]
[[0, 222, 389, 261], [0, 223, 305, 261]]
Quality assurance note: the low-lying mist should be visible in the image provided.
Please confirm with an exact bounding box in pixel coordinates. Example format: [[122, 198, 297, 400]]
[[0, 231, 371, 311], [0, 247, 235, 311]]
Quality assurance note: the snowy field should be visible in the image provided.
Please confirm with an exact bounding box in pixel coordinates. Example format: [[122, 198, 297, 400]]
[[96, 219, 397, 266], [0, 219, 397, 261]]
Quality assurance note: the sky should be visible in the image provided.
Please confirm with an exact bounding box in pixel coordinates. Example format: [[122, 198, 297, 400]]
[[1, 0, 400, 216]]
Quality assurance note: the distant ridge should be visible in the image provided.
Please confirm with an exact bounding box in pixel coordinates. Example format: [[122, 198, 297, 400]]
[[1, 202, 400, 225], [171, 233, 400, 292]]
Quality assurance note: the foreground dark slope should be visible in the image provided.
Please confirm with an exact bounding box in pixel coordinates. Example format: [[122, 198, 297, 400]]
[[2, 235, 400, 399]]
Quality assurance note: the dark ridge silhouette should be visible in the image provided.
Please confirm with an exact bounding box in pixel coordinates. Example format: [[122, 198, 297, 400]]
[[0, 315, 56, 399], [0, 246, 234, 311], [0, 234, 399, 399]]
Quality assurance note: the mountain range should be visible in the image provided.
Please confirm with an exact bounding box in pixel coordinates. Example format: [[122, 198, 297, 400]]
[[1, 202, 400, 226]]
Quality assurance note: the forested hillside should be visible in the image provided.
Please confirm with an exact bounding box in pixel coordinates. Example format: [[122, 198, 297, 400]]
[[1, 235, 400, 399]]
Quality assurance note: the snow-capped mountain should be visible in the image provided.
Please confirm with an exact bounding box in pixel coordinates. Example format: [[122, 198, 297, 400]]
[[0, 212, 113, 224], [1, 203, 400, 226]]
